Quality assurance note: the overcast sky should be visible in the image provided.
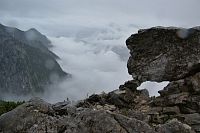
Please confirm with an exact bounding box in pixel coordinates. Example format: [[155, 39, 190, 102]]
[[0, 0, 199, 36], [0, 0, 199, 101]]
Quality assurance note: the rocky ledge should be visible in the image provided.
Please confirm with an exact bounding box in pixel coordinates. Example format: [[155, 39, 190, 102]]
[[1, 26, 200, 133]]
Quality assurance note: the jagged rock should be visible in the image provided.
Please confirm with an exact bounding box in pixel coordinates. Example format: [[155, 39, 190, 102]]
[[1, 98, 196, 133], [126, 27, 200, 132], [140, 89, 150, 97], [0, 98, 54, 133], [178, 95, 200, 114], [112, 113, 155, 133], [119, 80, 140, 91], [94, 104, 116, 111], [126, 27, 200, 82], [158, 72, 200, 97], [185, 72, 200, 94], [151, 97, 165, 107], [162, 106, 180, 115], [77, 80, 150, 110], [158, 79, 186, 96], [120, 109, 149, 122], [52, 100, 71, 110], [178, 113, 200, 132], [52, 100, 73, 115], [165, 92, 190, 106], [153, 92, 190, 107], [0, 98, 156, 133], [156, 119, 195, 133], [149, 114, 169, 124]]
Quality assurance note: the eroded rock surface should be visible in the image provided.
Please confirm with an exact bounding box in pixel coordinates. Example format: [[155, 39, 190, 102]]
[[127, 27, 200, 82], [0, 98, 156, 133], [125, 27, 200, 132]]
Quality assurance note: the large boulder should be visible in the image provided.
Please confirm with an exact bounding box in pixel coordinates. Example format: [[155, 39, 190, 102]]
[[126, 27, 200, 82], [126, 26, 200, 132]]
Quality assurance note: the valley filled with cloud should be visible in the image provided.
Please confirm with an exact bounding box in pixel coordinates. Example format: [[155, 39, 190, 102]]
[[0, 0, 199, 102]]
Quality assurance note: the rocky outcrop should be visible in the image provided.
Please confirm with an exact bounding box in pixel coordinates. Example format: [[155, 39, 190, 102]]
[[0, 98, 195, 133], [127, 27, 200, 82], [126, 27, 200, 132], [0, 98, 156, 133], [149, 72, 200, 132], [78, 27, 200, 132], [77, 80, 149, 110], [155, 119, 195, 133]]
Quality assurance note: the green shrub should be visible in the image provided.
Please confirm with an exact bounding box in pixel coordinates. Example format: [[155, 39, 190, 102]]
[[0, 100, 24, 116]]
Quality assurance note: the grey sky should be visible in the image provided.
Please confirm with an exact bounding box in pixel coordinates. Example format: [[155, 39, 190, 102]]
[[0, 0, 199, 36]]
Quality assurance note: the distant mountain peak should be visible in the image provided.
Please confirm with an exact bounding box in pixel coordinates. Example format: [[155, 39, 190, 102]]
[[0, 23, 70, 97], [27, 28, 38, 32], [26, 28, 41, 35]]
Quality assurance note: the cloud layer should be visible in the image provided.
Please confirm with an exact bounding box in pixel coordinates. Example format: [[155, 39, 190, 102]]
[[43, 25, 132, 102], [0, 0, 199, 36], [0, 0, 199, 102]]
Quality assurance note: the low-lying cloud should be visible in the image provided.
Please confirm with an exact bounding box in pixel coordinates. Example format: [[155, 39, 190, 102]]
[[0, 0, 199, 102], [42, 25, 133, 102]]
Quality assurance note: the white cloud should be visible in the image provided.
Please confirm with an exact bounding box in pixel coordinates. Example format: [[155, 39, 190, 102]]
[[0, 0, 199, 102], [0, 0, 199, 36], [42, 25, 133, 102], [137, 81, 170, 97]]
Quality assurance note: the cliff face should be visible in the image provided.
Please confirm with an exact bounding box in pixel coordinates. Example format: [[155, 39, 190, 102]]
[[0, 24, 69, 96], [1, 26, 200, 133]]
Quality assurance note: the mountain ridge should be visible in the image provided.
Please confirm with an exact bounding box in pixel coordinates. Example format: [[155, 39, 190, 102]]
[[0, 23, 70, 97]]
